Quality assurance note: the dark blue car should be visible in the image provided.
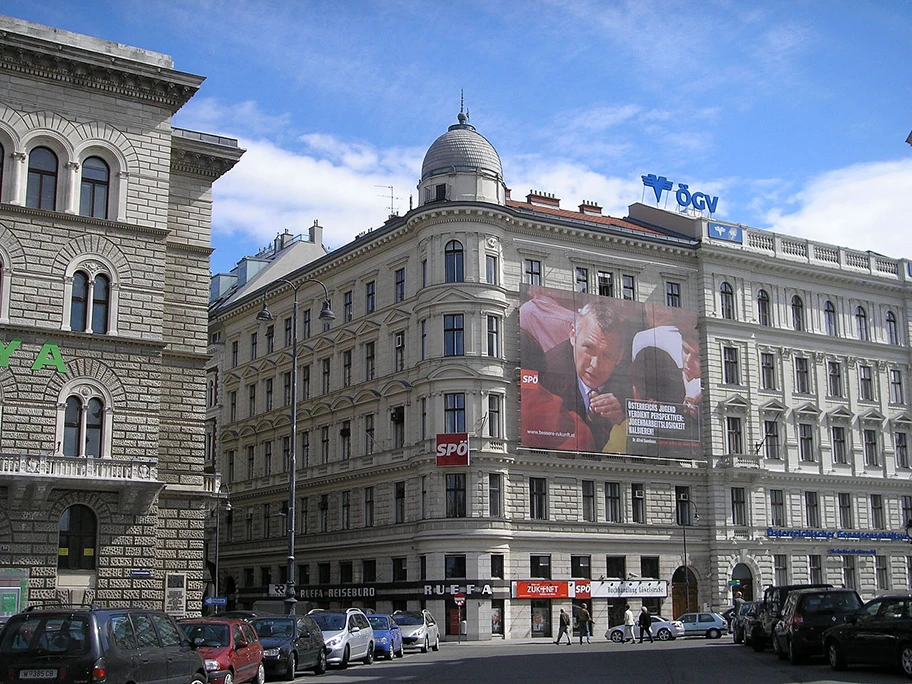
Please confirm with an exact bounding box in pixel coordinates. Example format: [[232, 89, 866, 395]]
[[367, 614, 403, 660], [250, 616, 327, 679]]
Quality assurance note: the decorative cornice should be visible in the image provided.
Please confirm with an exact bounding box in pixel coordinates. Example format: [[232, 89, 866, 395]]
[[170, 136, 244, 180], [0, 201, 169, 237]]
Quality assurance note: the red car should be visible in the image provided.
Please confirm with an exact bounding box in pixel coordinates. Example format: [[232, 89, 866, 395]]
[[180, 618, 265, 684]]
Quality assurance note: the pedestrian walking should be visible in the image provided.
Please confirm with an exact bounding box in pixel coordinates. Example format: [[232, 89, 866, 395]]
[[638, 606, 654, 643], [576, 603, 592, 644], [554, 608, 572, 645], [623, 604, 635, 643]]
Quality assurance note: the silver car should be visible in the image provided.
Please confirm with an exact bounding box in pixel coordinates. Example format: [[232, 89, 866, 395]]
[[308, 608, 374, 667], [391, 610, 440, 652], [605, 615, 684, 642], [676, 612, 728, 638]]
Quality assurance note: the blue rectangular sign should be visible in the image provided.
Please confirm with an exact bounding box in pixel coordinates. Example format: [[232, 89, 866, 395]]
[[707, 222, 743, 243], [204, 597, 228, 606], [129, 569, 153, 578]]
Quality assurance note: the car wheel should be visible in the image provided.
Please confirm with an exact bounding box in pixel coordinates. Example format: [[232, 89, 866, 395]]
[[340, 645, 350, 669], [224, 672, 235, 684], [773, 635, 786, 660], [900, 643, 912, 677], [707, 628, 721, 639], [789, 639, 804, 665], [189, 675, 207, 684], [827, 640, 846, 671], [609, 630, 624, 643], [656, 628, 672, 641], [421, 636, 429, 653], [431, 634, 440, 651], [733, 627, 743, 644], [254, 662, 265, 684], [283, 653, 297, 680], [362, 643, 374, 665], [313, 649, 327, 675], [396, 643, 404, 658], [751, 629, 765, 652]]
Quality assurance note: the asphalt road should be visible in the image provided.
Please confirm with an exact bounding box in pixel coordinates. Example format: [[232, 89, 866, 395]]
[[287, 635, 910, 684]]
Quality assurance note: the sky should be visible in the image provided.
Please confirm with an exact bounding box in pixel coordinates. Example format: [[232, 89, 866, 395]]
[[5, 0, 911, 275]]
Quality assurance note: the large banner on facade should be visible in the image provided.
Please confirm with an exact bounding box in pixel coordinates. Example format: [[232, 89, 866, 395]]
[[520, 284, 701, 458]]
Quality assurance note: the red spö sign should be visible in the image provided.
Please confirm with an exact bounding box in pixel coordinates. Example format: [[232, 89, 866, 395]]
[[436, 433, 470, 466]]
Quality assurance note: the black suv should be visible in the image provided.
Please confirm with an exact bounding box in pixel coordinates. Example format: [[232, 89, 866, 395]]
[[772, 587, 862, 664], [751, 583, 833, 652], [823, 593, 912, 676], [0, 605, 207, 684]]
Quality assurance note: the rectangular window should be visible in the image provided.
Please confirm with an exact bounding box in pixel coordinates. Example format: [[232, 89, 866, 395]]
[[300, 431, 309, 467], [341, 490, 350, 530], [524, 259, 542, 285], [486, 255, 498, 285], [632, 483, 645, 524], [891, 369, 905, 404], [362, 559, 376, 583], [774, 554, 788, 585], [832, 426, 848, 464], [487, 394, 502, 438], [392, 407, 405, 449], [301, 365, 310, 400], [394, 482, 405, 523], [529, 477, 547, 520], [445, 554, 467, 579], [364, 341, 375, 381], [281, 437, 290, 472], [864, 428, 879, 466], [395, 268, 406, 303], [250, 333, 258, 361], [763, 420, 781, 459], [904, 496, 912, 527], [392, 557, 407, 582], [582, 480, 596, 522], [799, 423, 816, 462], [319, 495, 328, 533], [321, 358, 330, 394], [530, 554, 551, 579], [795, 357, 810, 393], [805, 491, 820, 528], [598, 271, 613, 297], [723, 346, 740, 385], [770, 489, 785, 527], [265, 325, 274, 354], [491, 554, 505, 579], [731, 487, 746, 526], [760, 353, 776, 390], [606, 556, 625, 578], [420, 397, 427, 440], [284, 317, 293, 347], [343, 290, 353, 322], [229, 391, 237, 422], [365, 281, 376, 313], [575, 267, 588, 293], [342, 350, 352, 387], [444, 392, 466, 433], [842, 555, 856, 590], [726, 416, 743, 454], [394, 332, 405, 372], [340, 420, 351, 459], [875, 555, 889, 590], [489, 473, 502, 517], [248, 384, 256, 418], [897, 432, 910, 468], [320, 426, 329, 464], [675, 487, 693, 525], [808, 554, 822, 584], [621, 274, 636, 300], [364, 486, 374, 527], [263, 441, 272, 476], [364, 413, 374, 455], [302, 310, 311, 339], [838, 493, 853, 528], [571, 555, 591, 579], [444, 314, 464, 356], [420, 319, 428, 360], [421, 259, 427, 288], [828, 361, 843, 397], [666, 281, 681, 308], [263, 504, 271, 538], [446, 473, 467, 518], [604, 482, 621, 522], [486, 315, 500, 357], [246, 445, 255, 479], [859, 365, 874, 401], [871, 494, 885, 529], [283, 372, 291, 407], [231, 340, 239, 367]]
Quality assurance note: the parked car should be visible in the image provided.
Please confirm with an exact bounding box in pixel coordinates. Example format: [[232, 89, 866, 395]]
[[367, 614, 404, 659], [823, 593, 912, 676], [250, 615, 327, 679], [0, 605, 207, 684], [732, 600, 760, 644], [307, 608, 374, 667], [751, 583, 833, 652], [676, 612, 728, 638], [604, 615, 684, 642], [392, 610, 440, 652], [180, 618, 265, 684], [772, 587, 862, 664]]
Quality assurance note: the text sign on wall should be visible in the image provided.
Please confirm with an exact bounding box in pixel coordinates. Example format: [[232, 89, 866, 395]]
[[642, 174, 720, 214], [436, 433, 470, 466]]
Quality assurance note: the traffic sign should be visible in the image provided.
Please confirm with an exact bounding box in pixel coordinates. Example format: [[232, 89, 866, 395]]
[[204, 597, 227, 606], [454, 592, 466, 606]]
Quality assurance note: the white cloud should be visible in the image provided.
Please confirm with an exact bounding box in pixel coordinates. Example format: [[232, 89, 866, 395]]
[[765, 159, 912, 260]]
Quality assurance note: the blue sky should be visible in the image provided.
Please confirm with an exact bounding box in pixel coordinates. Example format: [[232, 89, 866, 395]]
[[6, 0, 911, 274]]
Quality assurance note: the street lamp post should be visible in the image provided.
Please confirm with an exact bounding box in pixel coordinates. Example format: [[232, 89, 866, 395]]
[[214, 481, 231, 613], [678, 498, 699, 613], [256, 277, 334, 616]]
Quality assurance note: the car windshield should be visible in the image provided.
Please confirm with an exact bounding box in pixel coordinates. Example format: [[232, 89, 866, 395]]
[[310, 613, 346, 632], [801, 593, 863, 614], [0, 616, 90, 656], [180, 623, 230, 648], [251, 619, 294, 638], [392, 612, 424, 626], [367, 616, 390, 630]]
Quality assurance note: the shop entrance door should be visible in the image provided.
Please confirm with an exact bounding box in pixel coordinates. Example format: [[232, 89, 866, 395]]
[[530, 600, 551, 638]]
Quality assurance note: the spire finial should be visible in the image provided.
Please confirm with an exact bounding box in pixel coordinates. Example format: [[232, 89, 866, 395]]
[[458, 89, 467, 124]]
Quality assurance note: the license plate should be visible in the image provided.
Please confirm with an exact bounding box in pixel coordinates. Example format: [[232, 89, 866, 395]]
[[20, 670, 57, 680]]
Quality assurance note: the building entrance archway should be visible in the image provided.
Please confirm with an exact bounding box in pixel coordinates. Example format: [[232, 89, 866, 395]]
[[731, 563, 754, 601], [671, 566, 697, 617]]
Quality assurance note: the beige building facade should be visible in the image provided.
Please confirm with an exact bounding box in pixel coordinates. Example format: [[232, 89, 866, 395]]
[[0, 16, 241, 617]]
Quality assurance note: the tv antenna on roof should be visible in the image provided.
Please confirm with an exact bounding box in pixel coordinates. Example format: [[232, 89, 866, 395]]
[[375, 185, 402, 218]]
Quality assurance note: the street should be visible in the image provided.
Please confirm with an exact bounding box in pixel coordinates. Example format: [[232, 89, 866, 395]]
[[288, 636, 910, 684]]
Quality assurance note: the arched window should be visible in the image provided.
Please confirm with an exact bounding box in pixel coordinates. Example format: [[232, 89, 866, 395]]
[[824, 301, 837, 336], [63, 394, 105, 458], [791, 295, 805, 332], [720, 282, 735, 320], [70, 271, 89, 331], [80, 156, 110, 218], [0, 142, 4, 198], [757, 290, 771, 326], [444, 240, 464, 283], [855, 306, 868, 341], [58, 504, 97, 570], [26, 146, 58, 210], [886, 311, 899, 346], [91, 274, 110, 334]]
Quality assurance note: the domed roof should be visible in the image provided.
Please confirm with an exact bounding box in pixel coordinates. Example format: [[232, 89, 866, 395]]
[[421, 112, 503, 182]]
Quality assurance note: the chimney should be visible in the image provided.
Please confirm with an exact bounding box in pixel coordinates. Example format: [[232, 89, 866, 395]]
[[526, 190, 561, 209], [309, 219, 323, 247], [274, 230, 295, 252], [579, 200, 603, 216]]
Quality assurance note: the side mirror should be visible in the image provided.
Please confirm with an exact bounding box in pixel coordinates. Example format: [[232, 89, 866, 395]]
[[350, 626, 360, 634]]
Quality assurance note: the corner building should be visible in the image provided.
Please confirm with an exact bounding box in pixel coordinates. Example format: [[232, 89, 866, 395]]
[[210, 113, 912, 640], [0, 17, 242, 616]]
